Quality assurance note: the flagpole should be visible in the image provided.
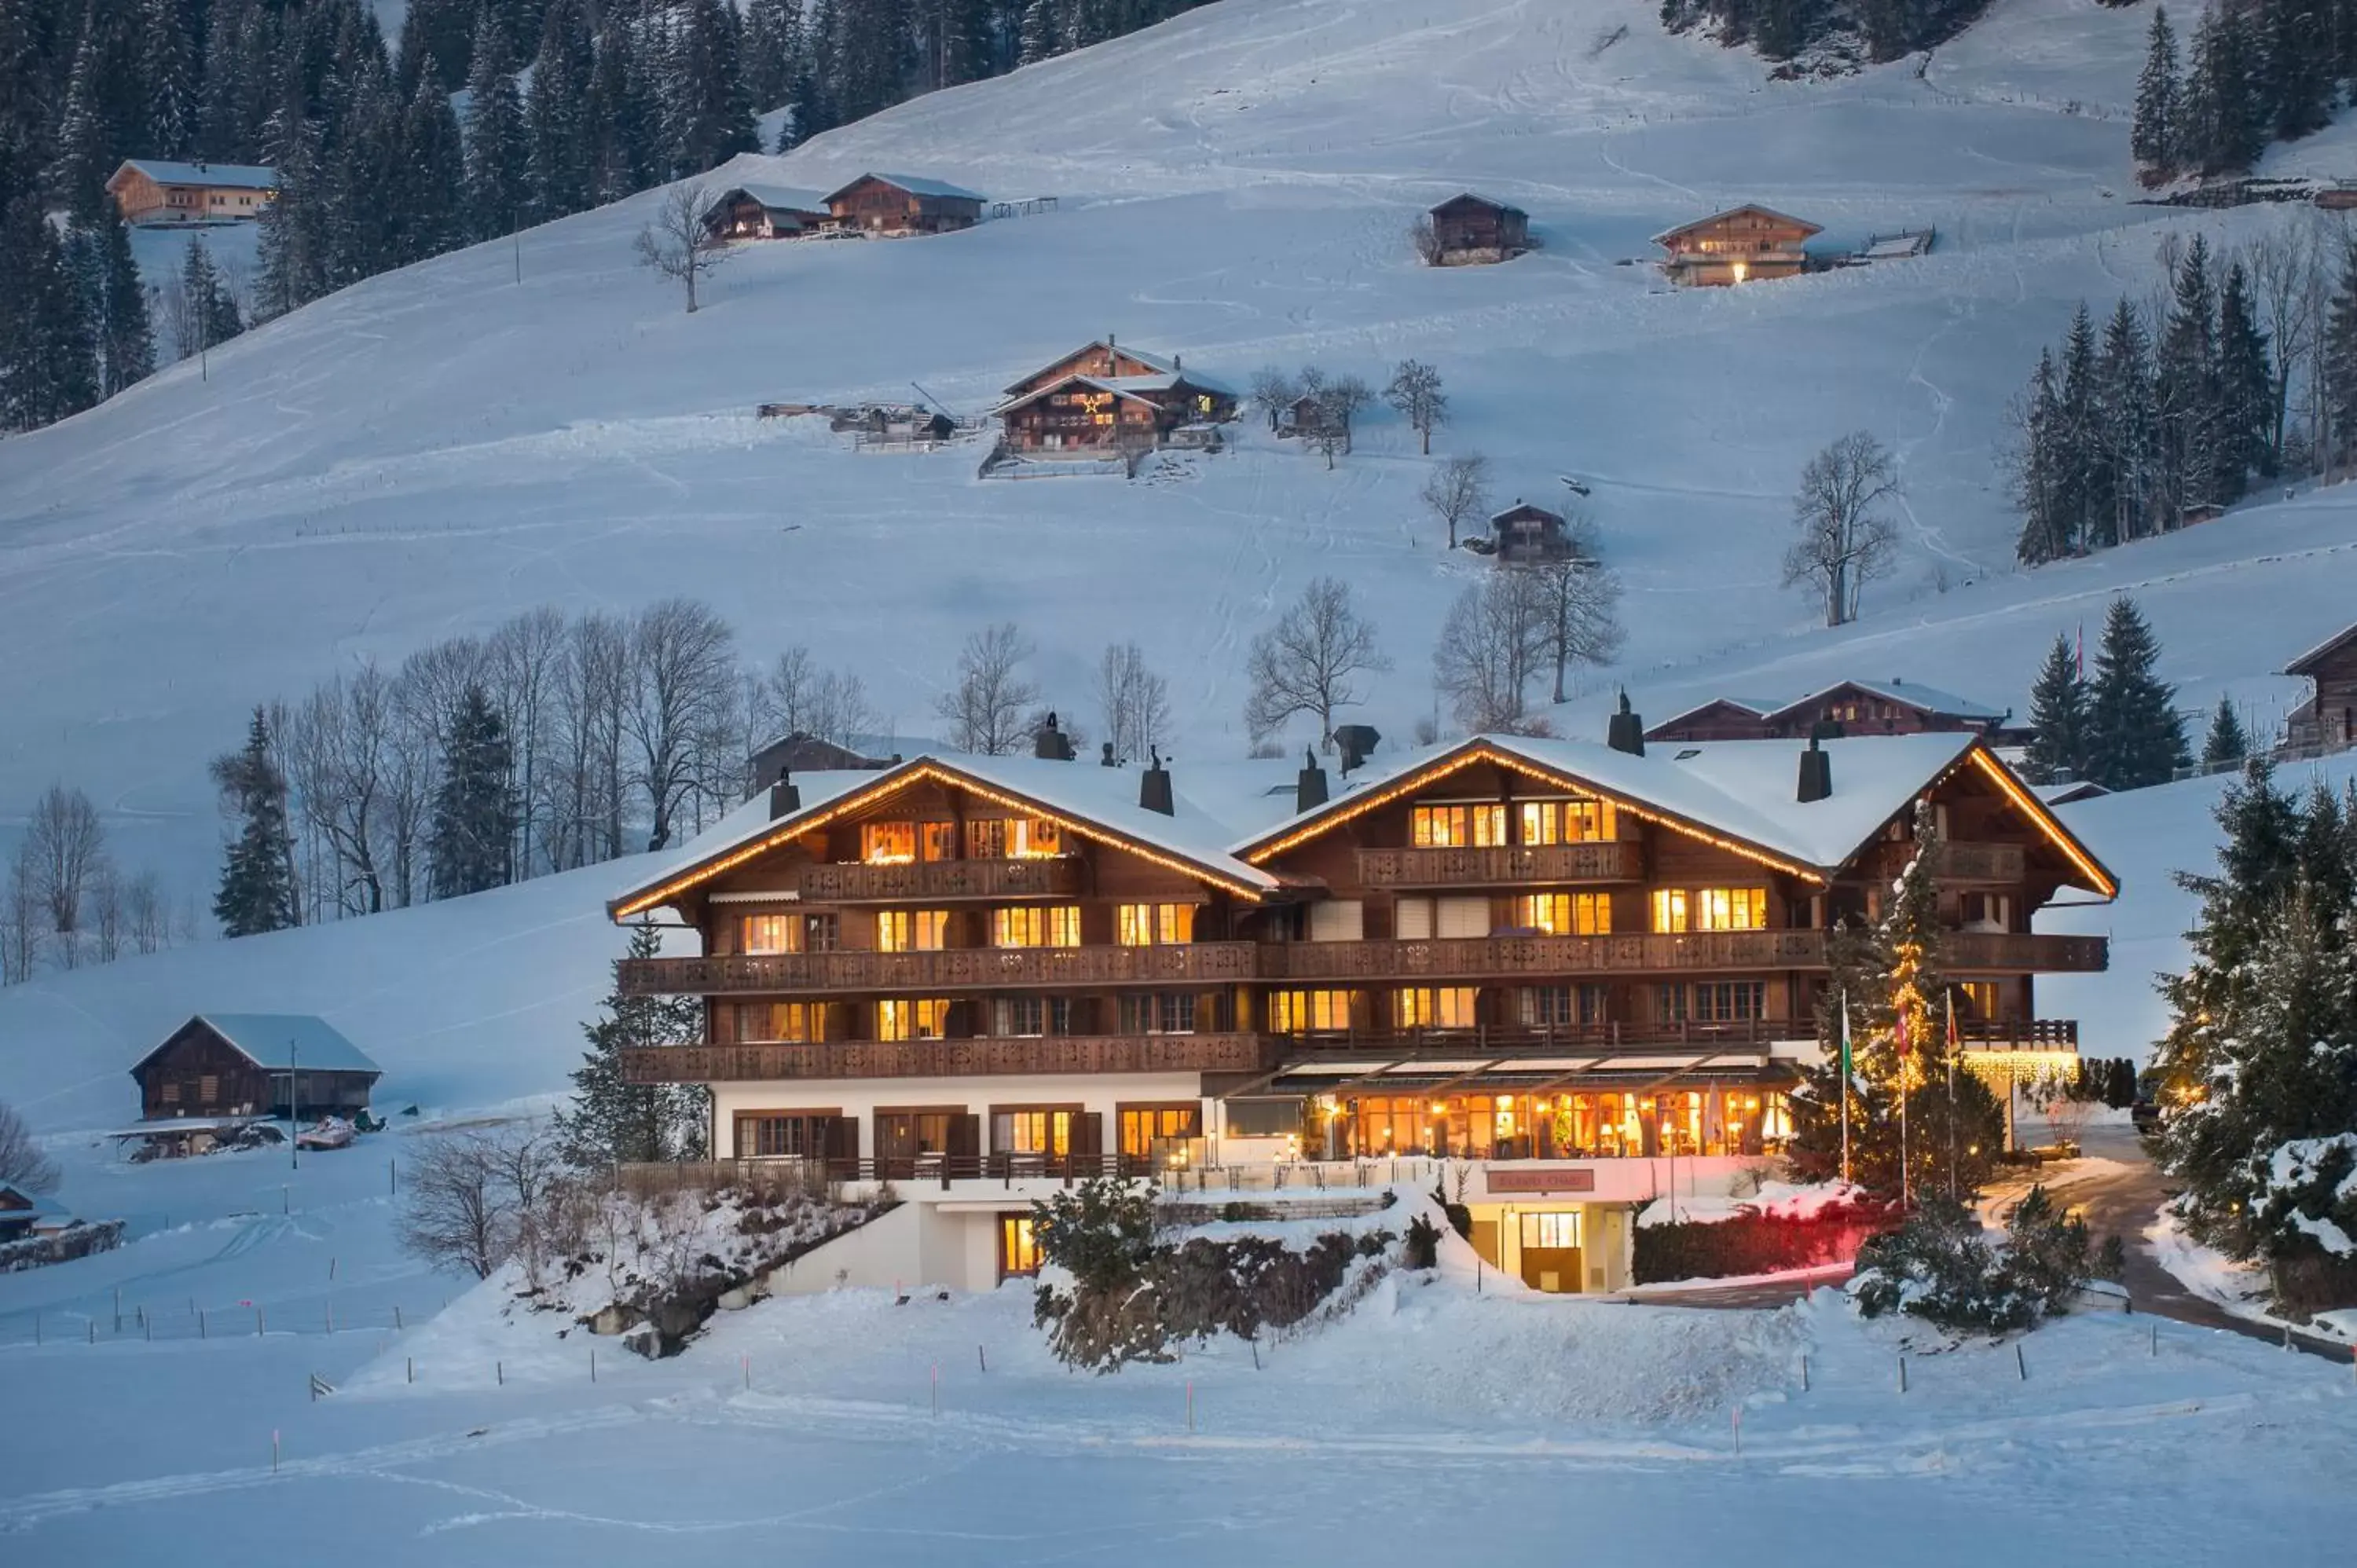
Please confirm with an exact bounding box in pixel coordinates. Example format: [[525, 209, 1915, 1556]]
[[1897, 1006, 1911, 1210], [1838, 988, 1851, 1187], [1945, 994, 1959, 1201]]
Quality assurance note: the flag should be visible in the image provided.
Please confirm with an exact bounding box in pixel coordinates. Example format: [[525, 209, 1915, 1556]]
[[2075, 620, 2084, 679], [1945, 993, 1959, 1055], [1895, 1008, 1912, 1058], [1838, 996, 1853, 1082]]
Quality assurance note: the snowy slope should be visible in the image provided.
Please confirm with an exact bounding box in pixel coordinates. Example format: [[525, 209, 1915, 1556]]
[[5, 0, 2338, 903]]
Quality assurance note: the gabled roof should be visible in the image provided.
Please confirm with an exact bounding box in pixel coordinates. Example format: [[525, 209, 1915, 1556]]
[[132, 1015, 382, 1078], [1770, 679, 2006, 724], [1231, 732, 2116, 899], [1490, 502, 1564, 526], [824, 172, 985, 204], [1653, 203, 1822, 245], [2286, 621, 2357, 676], [989, 367, 1234, 417], [112, 159, 277, 190], [1431, 191, 1526, 218], [610, 753, 1284, 920], [1646, 696, 1782, 732], [0, 1182, 71, 1224], [1003, 340, 1180, 394], [712, 183, 831, 214]]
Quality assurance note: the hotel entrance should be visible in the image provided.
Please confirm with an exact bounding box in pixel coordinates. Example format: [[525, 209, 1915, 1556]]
[[1516, 1211, 1583, 1292]]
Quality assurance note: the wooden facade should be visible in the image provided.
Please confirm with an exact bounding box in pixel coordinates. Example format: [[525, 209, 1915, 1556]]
[[1489, 502, 1575, 563], [130, 1016, 381, 1121], [1648, 680, 2014, 745], [1428, 193, 1529, 265], [1655, 203, 1820, 286], [822, 174, 984, 235], [2286, 622, 2357, 753], [608, 735, 2113, 1171], [107, 159, 277, 225], [702, 185, 830, 240], [993, 341, 1237, 452]]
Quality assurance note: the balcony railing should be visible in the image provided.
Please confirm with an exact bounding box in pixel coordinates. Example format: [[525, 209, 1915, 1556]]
[[1943, 932, 2107, 973], [795, 857, 1083, 903], [620, 1031, 1274, 1083], [1866, 841, 2028, 882], [1354, 841, 1644, 888], [1270, 1017, 2080, 1060], [620, 943, 1260, 996], [1953, 1018, 2080, 1048], [1263, 930, 1834, 981]]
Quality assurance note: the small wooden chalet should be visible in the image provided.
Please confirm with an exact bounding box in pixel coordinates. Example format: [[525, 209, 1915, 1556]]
[[2286, 622, 2357, 753], [0, 1181, 72, 1240], [1646, 680, 2015, 745], [106, 159, 277, 225], [823, 173, 985, 235], [131, 1015, 382, 1121], [993, 339, 1237, 452], [1654, 203, 1820, 286], [702, 184, 831, 240], [1642, 698, 1780, 744], [747, 731, 897, 796], [1489, 502, 1577, 563], [1428, 192, 1530, 265]]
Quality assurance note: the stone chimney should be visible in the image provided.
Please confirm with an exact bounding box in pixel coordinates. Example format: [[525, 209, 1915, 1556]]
[[1033, 711, 1075, 760], [1797, 735, 1833, 804], [1606, 691, 1645, 757], [1139, 747, 1174, 815], [768, 767, 802, 819], [1296, 747, 1329, 813], [1100, 741, 1118, 768]]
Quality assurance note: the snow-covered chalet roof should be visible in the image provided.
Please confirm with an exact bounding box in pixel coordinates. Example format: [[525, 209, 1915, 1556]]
[[611, 753, 1283, 919], [825, 172, 985, 203], [1771, 678, 2006, 723], [137, 1015, 382, 1076], [1652, 203, 1822, 244], [113, 159, 277, 190], [716, 183, 830, 214], [2286, 620, 2357, 676], [1230, 731, 2114, 896], [988, 368, 1234, 416]]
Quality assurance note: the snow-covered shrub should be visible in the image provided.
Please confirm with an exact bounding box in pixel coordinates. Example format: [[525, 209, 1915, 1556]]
[[1402, 1213, 1442, 1270], [1634, 1197, 1899, 1284], [1851, 1189, 2096, 1334]]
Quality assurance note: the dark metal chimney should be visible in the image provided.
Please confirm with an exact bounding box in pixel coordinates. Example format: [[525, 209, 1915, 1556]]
[[1100, 741, 1118, 768], [1606, 691, 1645, 757], [1296, 747, 1329, 813], [1033, 710, 1075, 760], [1797, 736, 1833, 804], [1139, 748, 1174, 815], [768, 768, 801, 819]]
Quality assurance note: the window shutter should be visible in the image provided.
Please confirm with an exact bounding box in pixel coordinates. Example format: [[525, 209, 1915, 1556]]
[[1436, 897, 1490, 939], [1395, 897, 1434, 940], [1307, 900, 1364, 942]]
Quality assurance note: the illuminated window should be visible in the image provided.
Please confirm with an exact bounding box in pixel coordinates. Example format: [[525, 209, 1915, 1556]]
[[1120, 1104, 1202, 1157], [862, 822, 915, 863], [1521, 800, 1617, 844], [992, 905, 1080, 947], [877, 910, 949, 952], [1519, 984, 1606, 1027], [1121, 992, 1198, 1035], [1693, 888, 1769, 931], [1680, 981, 1765, 1023], [1116, 903, 1196, 945], [992, 1108, 1072, 1156], [735, 1002, 816, 1042], [1650, 889, 1689, 933], [1954, 980, 2000, 1018], [877, 998, 951, 1041], [1395, 987, 1476, 1028], [920, 822, 957, 861], [1519, 1211, 1582, 1250], [1516, 892, 1610, 935], [742, 914, 801, 954], [1000, 1215, 1041, 1277], [971, 817, 1063, 859], [1267, 989, 1357, 1032], [1409, 804, 1502, 846], [738, 1114, 829, 1159]]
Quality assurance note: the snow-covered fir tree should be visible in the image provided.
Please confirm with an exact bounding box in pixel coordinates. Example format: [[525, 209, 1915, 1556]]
[[2085, 595, 2190, 789], [463, 13, 533, 242], [2022, 633, 2091, 784], [212, 708, 301, 938], [555, 923, 710, 1167], [429, 685, 520, 900], [2201, 694, 2250, 771]]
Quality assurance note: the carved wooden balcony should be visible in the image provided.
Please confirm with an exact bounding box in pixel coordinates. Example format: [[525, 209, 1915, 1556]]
[[1864, 841, 2028, 882], [1354, 841, 1644, 888], [620, 1031, 1276, 1083], [1941, 932, 2107, 973], [1259, 929, 1835, 981], [795, 856, 1083, 903], [618, 941, 1262, 996]]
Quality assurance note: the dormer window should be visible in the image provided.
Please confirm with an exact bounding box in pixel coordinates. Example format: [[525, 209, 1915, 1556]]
[[862, 822, 916, 864]]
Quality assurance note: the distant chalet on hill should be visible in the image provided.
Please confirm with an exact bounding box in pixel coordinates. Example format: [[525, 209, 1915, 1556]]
[[107, 159, 277, 226], [823, 173, 986, 235], [702, 184, 832, 240], [992, 339, 1237, 453], [1426, 192, 1529, 266], [131, 1014, 382, 1122], [2286, 621, 2357, 754], [1654, 204, 1821, 286], [1646, 680, 2020, 745]]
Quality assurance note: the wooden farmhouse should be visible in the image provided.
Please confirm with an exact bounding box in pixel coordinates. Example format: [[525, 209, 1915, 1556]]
[[606, 714, 2113, 1295], [2286, 622, 2357, 753], [106, 159, 277, 225], [1648, 680, 2017, 745], [748, 731, 898, 794], [130, 1014, 382, 1122], [0, 1181, 72, 1241], [823, 173, 985, 235], [702, 184, 831, 240], [1654, 203, 1821, 286], [1489, 502, 1578, 563], [1428, 192, 1530, 265], [992, 339, 1237, 452]]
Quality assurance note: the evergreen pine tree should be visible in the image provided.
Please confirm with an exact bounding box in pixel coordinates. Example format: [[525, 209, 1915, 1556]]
[[0, 195, 101, 432], [47, 25, 114, 222], [2215, 258, 2274, 496], [86, 203, 155, 397], [393, 62, 467, 265], [2094, 298, 2158, 545], [2014, 348, 2067, 564], [141, 0, 200, 157], [2132, 5, 2183, 175], [2023, 632, 2092, 783], [832, 0, 916, 124], [2156, 233, 2221, 520], [2056, 302, 2102, 550], [662, 0, 762, 178], [2261, 0, 2332, 143], [2201, 694, 2250, 771], [429, 684, 519, 899], [255, 103, 331, 317], [527, 0, 597, 218], [553, 923, 711, 1167], [463, 13, 532, 242], [212, 707, 301, 938], [742, 0, 802, 108], [2322, 240, 2357, 480], [2085, 595, 2192, 789], [1018, 0, 1060, 64]]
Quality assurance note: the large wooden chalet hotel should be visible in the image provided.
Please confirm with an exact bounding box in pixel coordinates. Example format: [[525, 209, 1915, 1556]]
[[608, 709, 2113, 1295]]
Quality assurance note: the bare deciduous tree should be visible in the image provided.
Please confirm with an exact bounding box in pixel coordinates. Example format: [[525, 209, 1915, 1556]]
[[935, 624, 1040, 755], [1530, 520, 1626, 704], [398, 1126, 559, 1280], [1245, 577, 1391, 748], [1248, 366, 1298, 431], [625, 598, 737, 851], [1310, 374, 1374, 466], [126, 870, 167, 956], [1384, 360, 1448, 454], [1781, 431, 1901, 627], [24, 785, 106, 947], [90, 868, 122, 964], [1420, 452, 1491, 548], [1408, 214, 1444, 266], [1094, 642, 1171, 764], [1432, 570, 1550, 734], [761, 647, 878, 753], [633, 182, 732, 313], [0, 1099, 60, 1193], [489, 606, 566, 879], [0, 858, 38, 984]]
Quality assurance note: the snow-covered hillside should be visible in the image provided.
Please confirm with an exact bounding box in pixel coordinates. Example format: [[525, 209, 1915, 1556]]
[[3, 0, 2348, 901]]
